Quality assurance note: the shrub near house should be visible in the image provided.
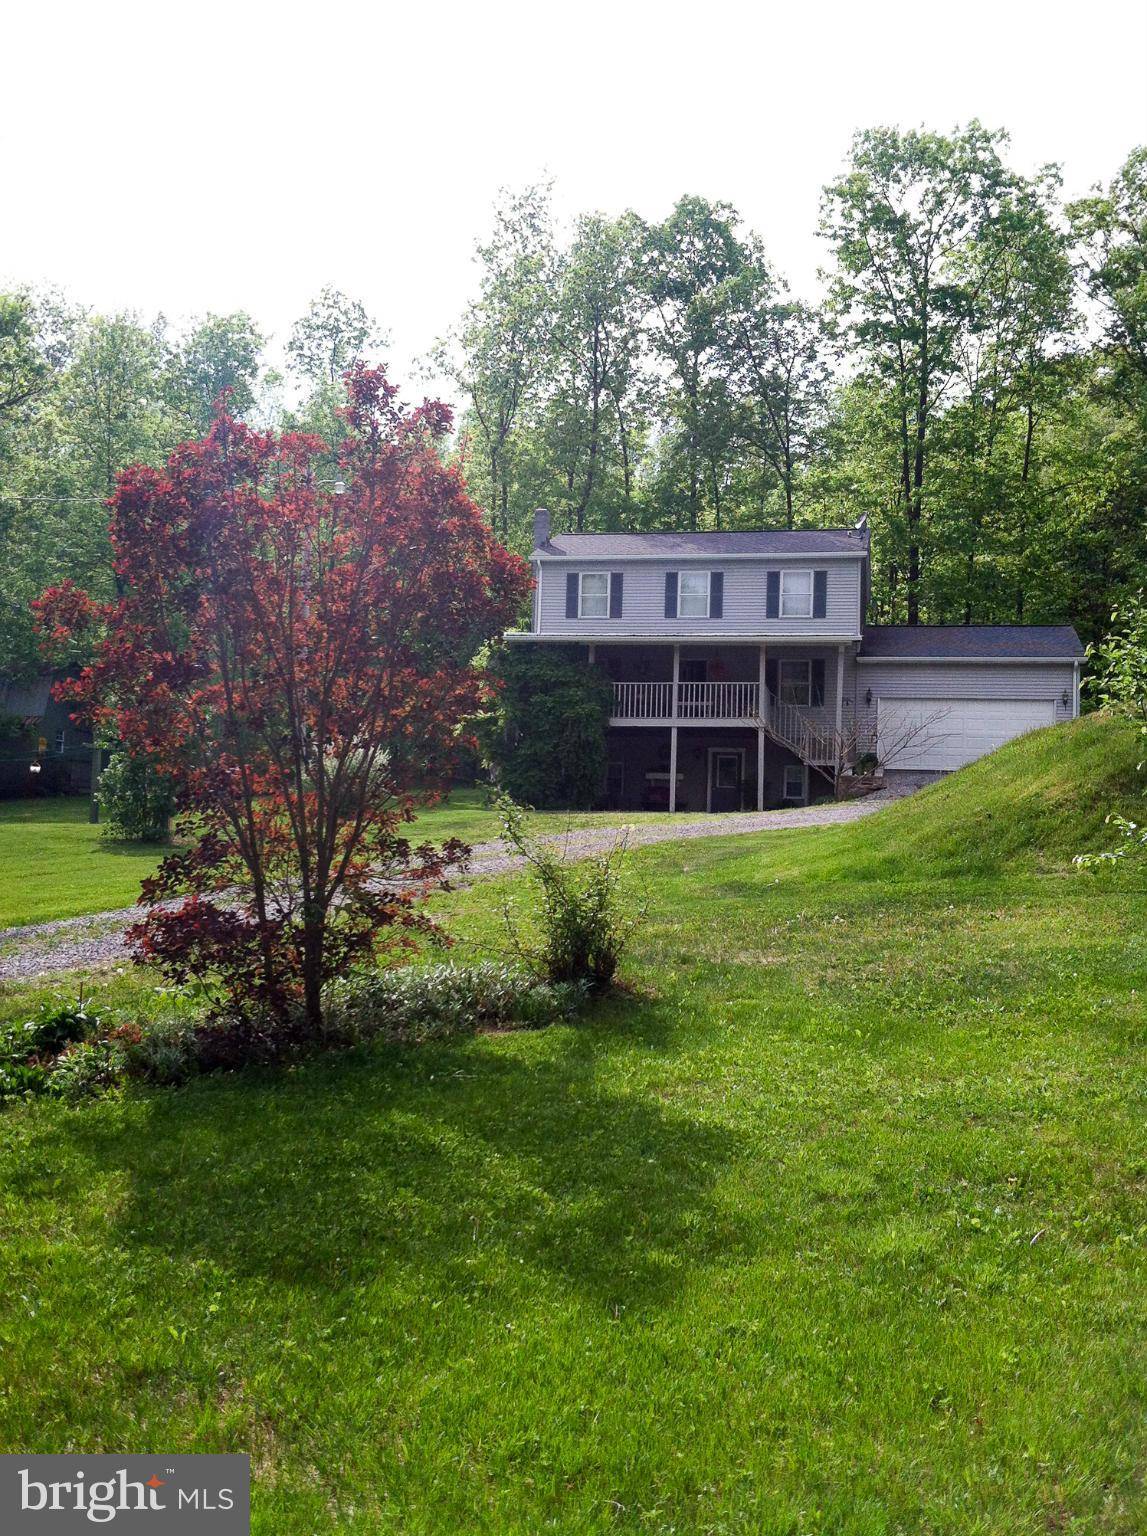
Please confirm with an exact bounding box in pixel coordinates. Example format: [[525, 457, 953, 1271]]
[[480, 644, 614, 809]]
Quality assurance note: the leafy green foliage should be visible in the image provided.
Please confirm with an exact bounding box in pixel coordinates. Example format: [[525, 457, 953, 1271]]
[[323, 961, 579, 1045], [1076, 593, 1147, 868], [0, 996, 98, 1100], [96, 752, 176, 842], [479, 644, 614, 810], [496, 796, 638, 988]]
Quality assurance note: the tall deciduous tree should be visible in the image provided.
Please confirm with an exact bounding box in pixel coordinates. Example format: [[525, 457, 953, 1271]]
[[639, 196, 746, 529], [821, 123, 1017, 621], [36, 370, 529, 1032], [437, 183, 555, 539], [1070, 147, 1147, 402], [717, 247, 829, 527], [165, 312, 266, 433], [286, 286, 386, 387], [544, 212, 648, 529]]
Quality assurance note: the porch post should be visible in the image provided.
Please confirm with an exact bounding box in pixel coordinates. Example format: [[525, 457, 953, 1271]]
[[669, 644, 680, 813], [757, 642, 766, 811], [835, 645, 844, 736]]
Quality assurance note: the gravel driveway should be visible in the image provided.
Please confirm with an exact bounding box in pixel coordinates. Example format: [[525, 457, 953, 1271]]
[[0, 780, 924, 983]]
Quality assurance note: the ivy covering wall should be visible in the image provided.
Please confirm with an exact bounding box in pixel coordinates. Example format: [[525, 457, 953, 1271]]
[[479, 645, 614, 810]]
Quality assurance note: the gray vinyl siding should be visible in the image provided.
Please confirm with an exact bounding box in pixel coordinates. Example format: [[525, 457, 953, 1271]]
[[845, 657, 1078, 746], [536, 558, 864, 637]]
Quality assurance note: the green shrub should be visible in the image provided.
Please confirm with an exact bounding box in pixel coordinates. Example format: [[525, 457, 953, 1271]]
[[324, 961, 579, 1045], [97, 752, 176, 842], [478, 644, 614, 810], [0, 997, 101, 1101], [48, 1039, 125, 1101], [496, 797, 638, 989], [0, 1061, 51, 1100], [0, 999, 94, 1065]]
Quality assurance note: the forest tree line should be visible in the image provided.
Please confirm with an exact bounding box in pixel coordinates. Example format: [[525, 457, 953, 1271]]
[[1, 123, 1145, 682]]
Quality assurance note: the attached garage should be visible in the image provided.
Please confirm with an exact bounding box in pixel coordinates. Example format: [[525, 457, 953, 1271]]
[[876, 696, 1057, 771], [854, 625, 1085, 775]]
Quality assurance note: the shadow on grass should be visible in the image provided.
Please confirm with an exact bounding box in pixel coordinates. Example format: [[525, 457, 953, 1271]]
[[59, 996, 744, 1312]]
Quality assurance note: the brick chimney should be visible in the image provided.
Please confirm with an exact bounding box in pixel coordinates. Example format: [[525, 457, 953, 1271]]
[[532, 507, 551, 548]]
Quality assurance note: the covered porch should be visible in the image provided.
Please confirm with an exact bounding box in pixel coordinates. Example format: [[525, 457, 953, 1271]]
[[590, 641, 849, 810], [604, 727, 816, 814]]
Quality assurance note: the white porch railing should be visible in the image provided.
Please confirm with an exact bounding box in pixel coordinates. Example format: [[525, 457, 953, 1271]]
[[676, 680, 761, 719], [609, 679, 838, 766], [612, 680, 675, 719], [611, 680, 760, 721]]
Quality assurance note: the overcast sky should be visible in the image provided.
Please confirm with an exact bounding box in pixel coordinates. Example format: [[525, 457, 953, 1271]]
[[5, 0, 1146, 400]]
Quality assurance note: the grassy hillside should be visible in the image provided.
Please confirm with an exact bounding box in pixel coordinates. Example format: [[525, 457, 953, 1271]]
[[808, 711, 1144, 883]]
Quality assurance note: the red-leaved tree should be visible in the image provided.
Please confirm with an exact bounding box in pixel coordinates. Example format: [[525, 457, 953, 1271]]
[[36, 368, 530, 1032]]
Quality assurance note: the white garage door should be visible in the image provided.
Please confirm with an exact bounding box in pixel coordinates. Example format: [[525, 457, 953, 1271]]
[[876, 697, 1057, 771]]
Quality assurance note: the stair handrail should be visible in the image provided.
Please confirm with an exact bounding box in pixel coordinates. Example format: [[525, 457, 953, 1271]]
[[755, 692, 839, 770]]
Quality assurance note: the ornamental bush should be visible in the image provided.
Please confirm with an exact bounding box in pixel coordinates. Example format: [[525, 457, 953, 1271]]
[[97, 752, 176, 842], [479, 644, 614, 810]]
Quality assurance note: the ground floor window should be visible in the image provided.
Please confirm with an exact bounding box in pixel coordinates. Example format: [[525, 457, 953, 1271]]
[[782, 763, 806, 801], [778, 659, 812, 707]]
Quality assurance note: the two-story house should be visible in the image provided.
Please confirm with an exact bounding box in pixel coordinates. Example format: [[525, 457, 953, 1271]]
[[506, 510, 1085, 813]]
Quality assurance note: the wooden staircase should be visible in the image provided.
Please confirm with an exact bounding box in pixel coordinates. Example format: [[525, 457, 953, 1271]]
[[754, 694, 839, 779]]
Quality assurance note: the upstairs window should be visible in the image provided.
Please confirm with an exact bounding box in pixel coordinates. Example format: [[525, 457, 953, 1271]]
[[578, 572, 610, 619], [780, 569, 814, 618], [678, 570, 711, 618]]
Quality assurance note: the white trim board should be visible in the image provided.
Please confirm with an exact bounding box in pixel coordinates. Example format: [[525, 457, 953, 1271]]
[[505, 631, 863, 644], [856, 655, 1081, 665]]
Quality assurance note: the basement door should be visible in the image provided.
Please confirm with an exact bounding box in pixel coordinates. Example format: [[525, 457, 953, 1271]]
[[707, 749, 744, 813]]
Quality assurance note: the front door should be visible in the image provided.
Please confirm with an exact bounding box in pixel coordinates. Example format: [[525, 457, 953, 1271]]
[[709, 750, 743, 813]]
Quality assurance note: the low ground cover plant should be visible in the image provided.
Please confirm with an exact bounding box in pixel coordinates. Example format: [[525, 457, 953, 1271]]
[[0, 963, 576, 1103]]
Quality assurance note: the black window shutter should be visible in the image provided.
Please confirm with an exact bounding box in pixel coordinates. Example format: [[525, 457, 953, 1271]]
[[664, 571, 678, 618], [811, 658, 826, 706], [609, 571, 623, 619], [765, 658, 779, 699], [813, 570, 828, 619], [566, 572, 579, 619], [710, 571, 724, 618], [766, 570, 780, 619]]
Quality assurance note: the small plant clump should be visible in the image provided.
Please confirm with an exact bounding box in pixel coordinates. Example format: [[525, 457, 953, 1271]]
[[495, 795, 640, 989]]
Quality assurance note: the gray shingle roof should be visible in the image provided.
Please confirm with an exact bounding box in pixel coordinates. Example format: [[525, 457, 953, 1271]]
[[534, 527, 869, 558], [859, 625, 1085, 660]]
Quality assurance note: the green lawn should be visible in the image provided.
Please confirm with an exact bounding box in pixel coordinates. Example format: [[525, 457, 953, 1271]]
[[0, 715, 1145, 1532], [0, 790, 708, 930], [0, 798, 172, 929]]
